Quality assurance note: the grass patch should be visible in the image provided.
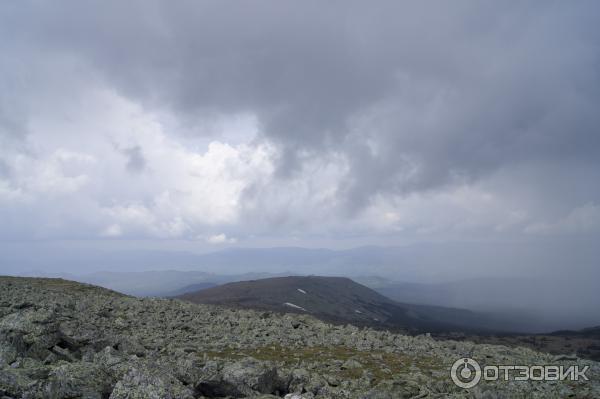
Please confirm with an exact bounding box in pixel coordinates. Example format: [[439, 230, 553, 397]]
[[203, 345, 444, 384]]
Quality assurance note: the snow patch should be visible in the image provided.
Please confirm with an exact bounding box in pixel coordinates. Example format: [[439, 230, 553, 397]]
[[297, 289, 307, 294], [283, 302, 307, 312], [354, 309, 362, 314]]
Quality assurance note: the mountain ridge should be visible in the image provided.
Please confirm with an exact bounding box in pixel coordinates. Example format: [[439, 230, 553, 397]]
[[178, 275, 499, 334]]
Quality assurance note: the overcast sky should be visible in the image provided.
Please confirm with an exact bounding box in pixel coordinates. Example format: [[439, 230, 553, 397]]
[[1, 1, 599, 271]]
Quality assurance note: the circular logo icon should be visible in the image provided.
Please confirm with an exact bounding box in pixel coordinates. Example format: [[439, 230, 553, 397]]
[[450, 357, 482, 388]]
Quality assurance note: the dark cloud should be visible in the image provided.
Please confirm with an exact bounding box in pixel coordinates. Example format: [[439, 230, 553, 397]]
[[0, 0, 599, 218], [3, 1, 597, 213], [121, 145, 146, 173]]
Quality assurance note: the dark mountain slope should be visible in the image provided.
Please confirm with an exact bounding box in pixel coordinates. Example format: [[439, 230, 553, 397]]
[[179, 276, 497, 333]]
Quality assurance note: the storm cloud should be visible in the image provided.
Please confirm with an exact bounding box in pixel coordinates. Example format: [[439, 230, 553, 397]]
[[0, 1, 599, 249]]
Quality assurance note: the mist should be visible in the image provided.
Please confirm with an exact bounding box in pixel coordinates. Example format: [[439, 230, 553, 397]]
[[2, 238, 599, 332]]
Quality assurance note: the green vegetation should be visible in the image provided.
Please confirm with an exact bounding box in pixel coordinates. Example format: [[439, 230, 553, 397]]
[[205, 344, 445, 384]]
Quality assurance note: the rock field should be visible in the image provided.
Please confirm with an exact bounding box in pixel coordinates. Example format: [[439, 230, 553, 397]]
[[1, 276, 598, 398]]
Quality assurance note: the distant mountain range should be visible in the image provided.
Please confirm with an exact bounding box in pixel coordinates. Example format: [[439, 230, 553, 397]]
[[15, 270, 290, 297], [5, 245, 599, 332], [4, 266, 600, 358], [10, 266, 599, 333], [0, 244, 490, 280], [359, 277, 600, 333], [178, 276, 502, 333]]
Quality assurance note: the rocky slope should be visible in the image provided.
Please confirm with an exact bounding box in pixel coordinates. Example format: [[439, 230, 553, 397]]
[[1, 276, 598, 398]]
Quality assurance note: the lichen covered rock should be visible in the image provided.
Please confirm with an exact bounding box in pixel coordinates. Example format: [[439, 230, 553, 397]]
[[0, 276, 598, 398]]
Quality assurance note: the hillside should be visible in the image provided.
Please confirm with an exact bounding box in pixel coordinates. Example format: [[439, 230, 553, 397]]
[[1, 276, 598, 398], [368, 277, 600, 333], [179, 276, 521, 334]]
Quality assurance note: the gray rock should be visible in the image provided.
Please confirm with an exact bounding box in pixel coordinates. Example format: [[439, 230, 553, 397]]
[[287, 367, 311, 393], [341, 358, 362, 369], [0, 368, 33, 398], [220, 358, 279, 396], [110, 367, 194, 399], [0, 277, 598, 399], [42, 362, 115, 399]]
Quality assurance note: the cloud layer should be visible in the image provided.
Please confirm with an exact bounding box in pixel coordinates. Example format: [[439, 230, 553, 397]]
[[1, 1, 599, 246]]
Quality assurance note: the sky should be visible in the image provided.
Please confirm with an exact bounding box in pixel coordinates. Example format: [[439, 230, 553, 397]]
[[1, 1, 599, 280]]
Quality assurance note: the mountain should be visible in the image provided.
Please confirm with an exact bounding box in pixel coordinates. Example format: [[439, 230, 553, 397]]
[[163, 281, 217, 297], [71, 270, 218, 297], [15, 270, 294, 297], [178, 276, 500, 333], [555, 325, 600, 339], [2, 276, 596, 398], [367, 277, 600, 333], [7, 245, 599, 332], [1, 245, 425, 280]]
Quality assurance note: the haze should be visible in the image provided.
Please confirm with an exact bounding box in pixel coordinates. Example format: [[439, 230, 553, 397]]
[[1, 1, 599, 331]]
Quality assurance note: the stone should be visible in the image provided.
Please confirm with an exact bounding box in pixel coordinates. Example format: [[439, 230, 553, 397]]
[[110, 367, 195, 399], [221, 358, 280, 395], [0, 277, 598, 399]]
